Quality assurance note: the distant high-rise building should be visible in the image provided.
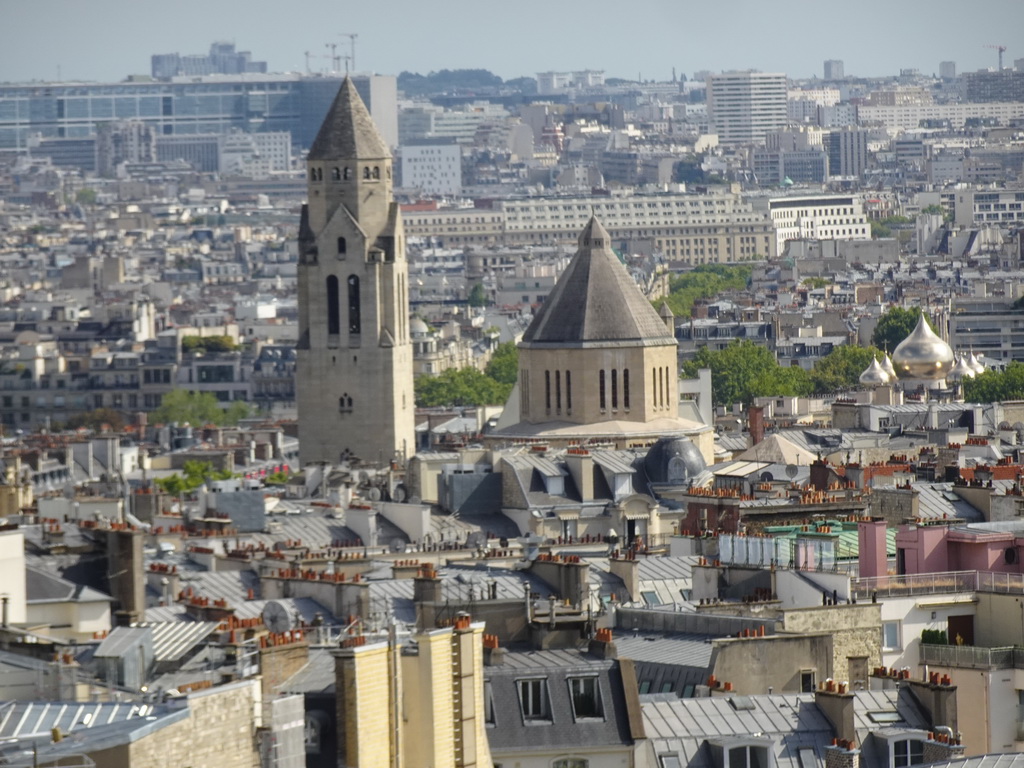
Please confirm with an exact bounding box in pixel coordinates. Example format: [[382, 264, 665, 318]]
[[706, 71, 788, 145], [399, 140, 462, 196], [940, 61, 957, 80], [962, 70, 1024, 103], [151, 42, 267, 79], [95, 120, 157, 177], [823, 60, 844, 81], [826, 126, 869, 178]]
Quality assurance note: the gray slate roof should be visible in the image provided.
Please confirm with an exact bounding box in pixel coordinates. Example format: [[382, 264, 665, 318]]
[[521, 217, 675, 347], [308, 77, 390, 161]]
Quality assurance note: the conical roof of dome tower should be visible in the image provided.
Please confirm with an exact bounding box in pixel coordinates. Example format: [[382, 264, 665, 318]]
[[522, 217, 675, 346], [308, 77, 390, 161]]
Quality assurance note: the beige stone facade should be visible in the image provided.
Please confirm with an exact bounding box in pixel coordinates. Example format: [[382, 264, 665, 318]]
[[297, 78, 415, 467]]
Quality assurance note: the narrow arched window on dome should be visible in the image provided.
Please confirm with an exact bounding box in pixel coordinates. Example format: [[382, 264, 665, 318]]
[[652, 367, 658, 408], [566, 371, 572, 412], [599, 370, 606, 411], [623, 369, 630, 410], [555, 371, 561, 414], [545, 370, 551, 413], [611, 369, 618, 410]]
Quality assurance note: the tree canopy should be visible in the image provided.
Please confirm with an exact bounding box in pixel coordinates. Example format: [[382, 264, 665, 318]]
[[484, 341, 518, 387], [963, 363, 1024, 403], [415, 367, 512, 408], [808, 345, 882, 394], [182, 335, 238, 353], [657, 264, 752, 318], [156, 460, 232, 496], [66, 408, 126, 432], [467, 283, 489, 308], [397, 69, 504, 96], [681, 340, 812, 406], [151, 390, 251, 426], [871, 306, 935, 354]]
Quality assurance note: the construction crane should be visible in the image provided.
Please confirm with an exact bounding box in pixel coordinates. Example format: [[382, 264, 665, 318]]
[[339, 33, 358, 72], [985, 43, 1006, 70]]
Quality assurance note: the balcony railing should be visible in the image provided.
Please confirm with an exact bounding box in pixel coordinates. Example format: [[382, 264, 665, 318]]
[[920, 643, 1024, 670], [851, 570, 978, 599]]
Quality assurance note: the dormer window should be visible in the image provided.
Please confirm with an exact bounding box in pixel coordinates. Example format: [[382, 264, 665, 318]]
[[729, 746, 769, 768], [517, 678, 550, 722], [568, 676, 603, 720], [892, 739, 924, 768]]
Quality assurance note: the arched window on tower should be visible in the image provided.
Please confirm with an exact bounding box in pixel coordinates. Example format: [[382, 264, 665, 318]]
[[623, 369, 630, 410], [309, 168, 316, 181], [316, 168, 323, 181], [343, 167, 351, 180], [652, 367, 658, 408], [331, 167, 341, 181], [545, 370, 551, 413], [347, 275, 361, 334], [326, 275, 340, 337], [611, 369, 618, 410], [337, 237, 347, 257], [566, 371, 572, 412], [372, 166, 380, 179], [363, 167, 371, 180], [555, 371, 561, 414], [599, 370, 606, 411]]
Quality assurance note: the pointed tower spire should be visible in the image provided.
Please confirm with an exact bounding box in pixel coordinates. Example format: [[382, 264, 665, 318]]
[[308, 77, 389, 161]]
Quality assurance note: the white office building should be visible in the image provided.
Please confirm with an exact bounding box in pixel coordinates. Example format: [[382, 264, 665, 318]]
[[400, 142, 462, 196], [769, 194, 871, 254], [707, 71, 788, 145]]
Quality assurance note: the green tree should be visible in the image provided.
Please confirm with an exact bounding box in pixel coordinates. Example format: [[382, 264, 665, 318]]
[[681, 340, 810, 407], [802, 277, 831, 289], [182, 335, 238, 353], [963, 363, 1024, 403], [151, 390, 251, 426], [415, 367, 511, 407], [484, 341, 519, 387], [871, 307, 935, 354], [809, 345, 881, 394], [75, 188, 97, 205], [467, 283, 489, 308], [658, 265, 752, 318]]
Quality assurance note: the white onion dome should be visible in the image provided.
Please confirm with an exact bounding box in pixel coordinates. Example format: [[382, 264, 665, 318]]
[[947, 355, 976, 382], [891, 314, 955, 380], [859, 357, 891, 387], [967, 351, 986, 374], [880, 354, 897, 379]]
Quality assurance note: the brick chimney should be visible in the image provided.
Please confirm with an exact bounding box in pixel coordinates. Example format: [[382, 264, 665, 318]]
[[824, 741, 860, 768], [748, 405, 765, 446], [588, 627, 618, 659]]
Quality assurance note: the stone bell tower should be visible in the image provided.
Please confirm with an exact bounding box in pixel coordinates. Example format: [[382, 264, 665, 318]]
[[296, 78, 414, 467]]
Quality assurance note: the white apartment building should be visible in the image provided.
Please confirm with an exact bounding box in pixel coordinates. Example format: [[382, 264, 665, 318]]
[[403, 191, 777, 263], [706, 71, 788, 145], [217, 130, 291, 177], [953, 188, 1024, 228], [400, 142, 462, 196], [857, 101, 1024, 131], [768, 194, 871, 254]]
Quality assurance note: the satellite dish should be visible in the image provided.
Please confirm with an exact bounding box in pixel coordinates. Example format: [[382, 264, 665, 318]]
[[261, 601, 293, 633], [785, 464, 799, 480], [366, 487, 381, 502], [392, 484, 408, 503], [389, 538, 406, 553]]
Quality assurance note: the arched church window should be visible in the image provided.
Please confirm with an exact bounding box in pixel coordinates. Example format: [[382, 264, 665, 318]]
[[599, 370, 606, 411], [343, 167, 351, 180], [372, 166, 380, 179], [316, 168, 323, 181], [652, 367, 658, 408], [337, 237, 347, 257], [555, 371, 561, 413], [611, 369, 618, 410], [623, 369, 630, 409], [545, 370, 551, 412], [332, 167, 341, 181], [326, 275, 340, 336], [566, 371, 572, 412], [348, 275, 361, 334], [309, 168, 316, 181], [363, 167, 371, 180]]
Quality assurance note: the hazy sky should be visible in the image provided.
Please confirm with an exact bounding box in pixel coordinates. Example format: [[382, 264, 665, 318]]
[[2, 0, 1022, 84]]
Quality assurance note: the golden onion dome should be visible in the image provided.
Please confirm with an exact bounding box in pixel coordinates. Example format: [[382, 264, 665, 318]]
[[859, 357, 891, 387], [891, 313, 954, 380], [947, 355, 976, 382]]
